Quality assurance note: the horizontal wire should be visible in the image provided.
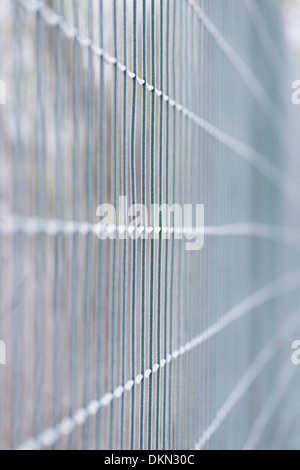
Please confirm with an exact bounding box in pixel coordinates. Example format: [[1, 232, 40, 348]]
[[243, 0, 285, 74], [243, 0, 299, 141], [22, 0, 289, 143], [194, 307, 300, 450], [17, 270, 300, 450], [243, 362, 297, 450], [186, 0, 290, 141], [1, 215, 300, 251], [16, 0, 300, 200], [186, 0, 266, 101], [0, 214, 203, 237]]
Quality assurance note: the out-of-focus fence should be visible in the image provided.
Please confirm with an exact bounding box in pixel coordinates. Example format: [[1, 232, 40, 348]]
[[1, 0, 300, 450]]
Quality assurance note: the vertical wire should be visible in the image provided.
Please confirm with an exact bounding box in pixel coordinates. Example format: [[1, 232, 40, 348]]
[[82, 0, 94, 449], [34, 7, 46, 437], [206, 2, 211, 448], [139, 0, 147, 451], [53, 0, 64, 448], [189, 3, 196, 447], [168, 0, 177, 450], [130, 0, 137, 450], [199, 2, 205, 447], [120, 0, 128, 451], [70, 0, 80, 450], [194, 0, 202, 447], [188, 1, 193, 445], [148, 0, 156, 450], [155, 0, 164, 450], [11, 0, 24, 448], [189, 1, 195, 448], [195, 2, 200, 448], [175, 0, 184, 449], [96, 0, 105, 449], [232, 2, 238, 449], [162, 0, 170, 450], [183, 0, 190, 448], [108, 0, 119, 450], [212, 0, 218, 449], [204, 0, 210, 448]]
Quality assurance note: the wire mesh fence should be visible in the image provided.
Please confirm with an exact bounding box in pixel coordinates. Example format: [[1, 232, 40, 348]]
[[1, 0, 300, 450]]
